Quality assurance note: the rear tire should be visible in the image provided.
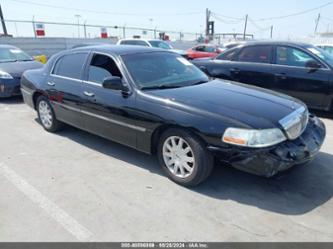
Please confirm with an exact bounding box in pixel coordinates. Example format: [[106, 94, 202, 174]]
[[36, 96, 64, 132], [157, 128, 214, 187]]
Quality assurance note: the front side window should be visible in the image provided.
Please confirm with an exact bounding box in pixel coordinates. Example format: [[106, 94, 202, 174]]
[[0, 47, 33, 62], [204, 46, 217, 53], [238, 46, 272, 64], [276, 46, 322, 68], [122, 52, 208, 89], [216, 49, 238, 61], [194, 46, 205, 52], [88, 54, 122, 84], [306, 46, 333, 68], [52, 53, 87, 79]]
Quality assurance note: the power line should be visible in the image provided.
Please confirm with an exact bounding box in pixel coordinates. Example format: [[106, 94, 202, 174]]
[[248, 17, 271, 31], [8, 0, 203, 17], [210, 12, 244, 21], [254, 1, 333, 21], [210, 13, 244, 25]]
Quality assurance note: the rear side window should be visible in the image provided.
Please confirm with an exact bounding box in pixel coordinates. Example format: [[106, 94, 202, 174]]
[[52, 53, 87, 79], [87, 54, 122, 84], [120, 40, 149, 47], [237, 46, 272, 64]]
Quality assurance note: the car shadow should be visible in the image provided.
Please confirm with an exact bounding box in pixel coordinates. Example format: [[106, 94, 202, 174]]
[[0, 96, 23, 105], [50, 124, 333, 216], [311, 109, 333, 120]]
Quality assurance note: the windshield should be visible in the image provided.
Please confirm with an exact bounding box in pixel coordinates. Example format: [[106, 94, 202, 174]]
[[306, 46, 333, 68], [122, 52, 209, 89], [148, 41, 173, 50], [0, 47, 33, 62]]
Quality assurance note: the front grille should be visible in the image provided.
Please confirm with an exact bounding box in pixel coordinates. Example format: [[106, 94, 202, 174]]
[[279, 106, 309, 140]]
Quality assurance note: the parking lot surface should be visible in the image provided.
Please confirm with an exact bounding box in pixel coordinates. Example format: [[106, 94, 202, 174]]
[[0, 97, 333, 242]]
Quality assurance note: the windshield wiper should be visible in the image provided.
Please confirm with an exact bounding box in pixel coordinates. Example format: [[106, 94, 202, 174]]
[[191, 80, 209, 86], [0, 59, 17, 63], [141, 84, 185, 90]]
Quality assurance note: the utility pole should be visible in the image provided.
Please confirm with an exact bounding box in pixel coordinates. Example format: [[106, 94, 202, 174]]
[[243, 14, 248, 40], [0, 3, 8, 36], [315, 13, 321, 34], [270, 25, 273, 39], [205, 8, 211, 40]]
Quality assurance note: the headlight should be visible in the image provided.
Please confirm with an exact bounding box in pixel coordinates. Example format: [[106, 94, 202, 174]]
[[0, 71, 13, 79], [222, 128, 286, 148]]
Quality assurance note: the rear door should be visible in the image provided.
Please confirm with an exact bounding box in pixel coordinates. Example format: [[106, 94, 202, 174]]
[[270, 45, 331, 109], [81, 52, 138, 148], [47, 52, 89, 127], [229, 45, 275, 89]]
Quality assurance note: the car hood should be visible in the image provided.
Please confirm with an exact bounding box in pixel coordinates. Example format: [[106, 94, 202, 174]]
[[0, 60, 43, 78], [145, 79, 305, 129]]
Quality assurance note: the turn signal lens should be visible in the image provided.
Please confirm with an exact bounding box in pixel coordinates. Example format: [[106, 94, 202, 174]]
[[222, 128, 286, 148]]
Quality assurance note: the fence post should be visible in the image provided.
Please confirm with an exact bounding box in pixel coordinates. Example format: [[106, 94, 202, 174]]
[[123, 26, 126, 39], [84, 21, 87, 38], [32, 16, 36, 38]]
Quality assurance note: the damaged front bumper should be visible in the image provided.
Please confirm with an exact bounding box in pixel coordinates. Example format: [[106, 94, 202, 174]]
[[208, 114, 326, 177]]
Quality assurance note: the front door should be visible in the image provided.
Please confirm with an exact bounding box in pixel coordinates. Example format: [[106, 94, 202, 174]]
[[81, 52, 138, 149], [271, 46, 330, 109]]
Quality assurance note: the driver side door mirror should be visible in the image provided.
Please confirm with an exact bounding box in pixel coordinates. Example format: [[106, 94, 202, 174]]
[[102, 76, 129, 92], [306, 60, 322, 71]]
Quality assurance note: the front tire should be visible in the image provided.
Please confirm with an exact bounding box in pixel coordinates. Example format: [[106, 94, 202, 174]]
[[157, 128, 214, 187], [37, 96, 63, 132]]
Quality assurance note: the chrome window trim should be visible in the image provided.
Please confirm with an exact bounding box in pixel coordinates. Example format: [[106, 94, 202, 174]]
[[49, 74, 82, 83], [51, 101, 146, 132]]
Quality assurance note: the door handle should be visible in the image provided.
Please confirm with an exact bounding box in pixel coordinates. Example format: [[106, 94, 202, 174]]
[[47, 81, 55, 86], [84, 91, 95, 97], [275, 73, 287, 80]]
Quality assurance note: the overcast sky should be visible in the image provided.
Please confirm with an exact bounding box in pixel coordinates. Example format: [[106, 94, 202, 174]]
[[1, 0, 333, 39]]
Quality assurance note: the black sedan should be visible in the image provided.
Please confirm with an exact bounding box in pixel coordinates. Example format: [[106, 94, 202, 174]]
[[193, 41, 333, 112], [0, 45, 43, 98], [21, 45, 326, 186]]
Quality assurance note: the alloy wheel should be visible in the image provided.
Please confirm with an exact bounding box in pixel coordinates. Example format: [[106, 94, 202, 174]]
[[162, 136, 195, 178], [38, 100, 53, 129]]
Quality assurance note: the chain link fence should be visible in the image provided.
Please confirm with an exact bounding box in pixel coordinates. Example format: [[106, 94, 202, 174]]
[[1, 19, 202, 42]]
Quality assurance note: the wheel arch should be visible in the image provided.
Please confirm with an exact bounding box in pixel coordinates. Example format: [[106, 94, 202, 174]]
[[150, 124, 208, 154], [32, 91, 47, 110]]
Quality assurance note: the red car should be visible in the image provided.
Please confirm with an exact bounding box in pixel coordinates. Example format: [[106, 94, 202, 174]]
[[187, 44, 224, 59]]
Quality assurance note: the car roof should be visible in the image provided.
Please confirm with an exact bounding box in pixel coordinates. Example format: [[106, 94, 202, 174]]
[[71, 44, 166, 55], [0, 44, 19, 49], [239, 40, 313, 48]]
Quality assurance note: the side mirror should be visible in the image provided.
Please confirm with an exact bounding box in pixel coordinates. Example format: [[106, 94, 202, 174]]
[[102, 76, 128, 91], [306, 60, 322, 70]]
